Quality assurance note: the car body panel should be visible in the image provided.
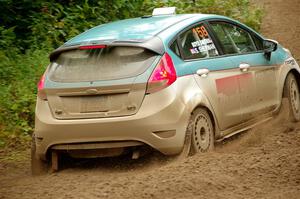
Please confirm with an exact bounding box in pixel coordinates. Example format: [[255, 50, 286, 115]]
[[179, 56, 243, 130], [229, 52, 279, 121], [45, 55, 161, 119], [35, 76, 208, 159], [34, 13, 300, 159]]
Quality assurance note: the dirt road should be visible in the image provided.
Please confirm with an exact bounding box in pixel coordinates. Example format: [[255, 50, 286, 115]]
[[1, 0, 300, 198], [258, 0, 300, 61]]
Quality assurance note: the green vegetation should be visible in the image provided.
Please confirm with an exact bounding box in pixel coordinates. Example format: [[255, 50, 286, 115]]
[[0, 0, 262, 149]]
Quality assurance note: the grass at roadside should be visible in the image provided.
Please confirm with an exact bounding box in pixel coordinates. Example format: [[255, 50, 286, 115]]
[[0, 148, 29, 163]]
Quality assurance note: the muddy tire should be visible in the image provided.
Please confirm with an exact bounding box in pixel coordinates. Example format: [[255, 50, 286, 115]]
[[177, 120, 193, 159], [31, 135, 48, 175], [283, 73, 300, 122], [190, 108, 214, 154], [179, 108, 214, 158]]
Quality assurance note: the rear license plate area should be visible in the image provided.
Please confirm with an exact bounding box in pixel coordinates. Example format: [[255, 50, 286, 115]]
[[80, 95, 109, 113]]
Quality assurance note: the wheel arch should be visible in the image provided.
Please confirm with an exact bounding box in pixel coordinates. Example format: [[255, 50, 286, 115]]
[[190, 103, 221, 139], [183, 85, 221, 139], [282, 69, 300, 97], [192, 105, 215, 128], [289, 69, 300, 91]]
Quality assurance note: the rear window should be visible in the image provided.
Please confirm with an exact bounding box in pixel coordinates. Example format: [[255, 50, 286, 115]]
[[49, 46, 158, 82]]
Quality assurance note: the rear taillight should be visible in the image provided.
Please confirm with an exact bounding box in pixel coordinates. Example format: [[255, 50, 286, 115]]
[[37, 73, 47, 100], [146, 53, 177, 94]]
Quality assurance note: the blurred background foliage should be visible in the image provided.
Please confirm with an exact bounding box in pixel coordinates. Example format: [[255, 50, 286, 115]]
[[0, 0, 262, 148]]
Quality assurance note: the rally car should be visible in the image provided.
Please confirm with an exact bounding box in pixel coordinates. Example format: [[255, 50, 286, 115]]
[[32, 7, 300, 174]]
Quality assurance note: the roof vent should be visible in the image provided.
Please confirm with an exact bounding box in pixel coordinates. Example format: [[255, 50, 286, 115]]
[[152, 7, 176, 16]]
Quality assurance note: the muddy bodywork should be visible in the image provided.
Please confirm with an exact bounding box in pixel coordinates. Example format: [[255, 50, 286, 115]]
[[34, 14, 300, 160], [35, 75, 206, 159]]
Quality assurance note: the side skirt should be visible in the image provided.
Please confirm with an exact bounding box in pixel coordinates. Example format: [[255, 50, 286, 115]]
[[216, 116, 272, 142], [215, 105, 281, 142]]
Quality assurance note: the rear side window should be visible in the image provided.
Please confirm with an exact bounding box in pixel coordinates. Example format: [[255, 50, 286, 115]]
[[49, 46, 158, 82], [178, 24, 219, 60], [210, 22, 257, 54], [170, 41, 180, 57]]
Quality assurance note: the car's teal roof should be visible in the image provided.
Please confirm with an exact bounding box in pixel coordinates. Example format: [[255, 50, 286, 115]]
[[65, 14, 201, 46], [64, 13, 263, 47]]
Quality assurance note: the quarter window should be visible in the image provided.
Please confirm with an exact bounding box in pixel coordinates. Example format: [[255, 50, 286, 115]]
[[252, 35, 264, 50], [210, 22, 257, 54], [170, 41, 181, 57], [178, 24, 219, 60]]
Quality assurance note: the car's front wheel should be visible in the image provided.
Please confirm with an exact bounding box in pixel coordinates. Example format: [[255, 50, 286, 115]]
[[180, 108, 214, 157], [284, 73, 300, 121]]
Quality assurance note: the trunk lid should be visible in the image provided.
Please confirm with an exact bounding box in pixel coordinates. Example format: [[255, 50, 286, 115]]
[[45, 46, 159, 119]]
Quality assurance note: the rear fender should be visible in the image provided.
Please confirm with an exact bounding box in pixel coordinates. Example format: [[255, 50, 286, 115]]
[[178, 76, 221, 139]]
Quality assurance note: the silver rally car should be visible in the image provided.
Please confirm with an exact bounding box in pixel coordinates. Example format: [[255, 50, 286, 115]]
[[32, 7, 300, 174]]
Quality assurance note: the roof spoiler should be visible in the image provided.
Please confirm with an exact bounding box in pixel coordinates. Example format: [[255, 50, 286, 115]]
[[49, 36, 165, 61]]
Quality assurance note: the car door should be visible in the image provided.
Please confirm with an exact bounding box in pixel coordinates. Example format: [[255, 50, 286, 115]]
[[208, 21, 278, 122], [174, 22, 244, 131]]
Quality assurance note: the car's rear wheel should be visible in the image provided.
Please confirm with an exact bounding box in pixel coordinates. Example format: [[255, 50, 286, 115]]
[[179, 108, 214, 157], [190, 108, 214, 153], [31, 135, 48, 175], [284, 73, 300, 122]]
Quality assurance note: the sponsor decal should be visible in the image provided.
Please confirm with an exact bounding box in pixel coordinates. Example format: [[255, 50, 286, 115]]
[[285, 59, 296, 66], [189, 26, 218, 55], [216, 73, 252, 96]]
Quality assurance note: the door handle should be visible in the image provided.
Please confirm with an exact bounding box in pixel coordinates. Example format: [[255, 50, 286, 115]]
[[196, 68, 209, 77], [239, 63, 250, 72]]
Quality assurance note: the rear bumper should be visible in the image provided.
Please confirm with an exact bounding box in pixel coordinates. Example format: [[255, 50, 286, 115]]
[[34, 84, 190, 159]]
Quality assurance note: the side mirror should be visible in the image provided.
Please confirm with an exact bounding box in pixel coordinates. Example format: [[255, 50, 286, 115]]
[[263, 39, 278, 60]]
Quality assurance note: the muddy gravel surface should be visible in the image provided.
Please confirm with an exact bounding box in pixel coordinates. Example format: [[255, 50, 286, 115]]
[[1, 0, 300, 198], [2, 101, 300, 199]]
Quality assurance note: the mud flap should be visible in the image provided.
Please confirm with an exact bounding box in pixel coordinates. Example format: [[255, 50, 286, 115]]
[[51, 151, 59, 172]]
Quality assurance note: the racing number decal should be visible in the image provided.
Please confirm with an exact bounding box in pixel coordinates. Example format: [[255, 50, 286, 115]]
[[189, 25, 218, 55], [192, 25, 209, 38]]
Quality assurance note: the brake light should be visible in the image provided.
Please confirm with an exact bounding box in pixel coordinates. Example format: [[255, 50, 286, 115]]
[[79, 45, 106, 50], [146, 53, 177, 94], [38, 73, 45, 91], [37, 73, 47, 100]]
